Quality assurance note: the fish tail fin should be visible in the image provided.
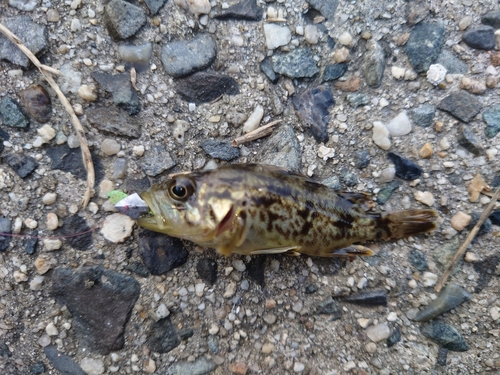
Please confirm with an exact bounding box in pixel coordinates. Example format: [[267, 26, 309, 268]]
[[376, 209, 438, 240]]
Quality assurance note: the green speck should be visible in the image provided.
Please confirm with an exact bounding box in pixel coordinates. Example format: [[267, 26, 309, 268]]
[[108, 190, 128, 204]]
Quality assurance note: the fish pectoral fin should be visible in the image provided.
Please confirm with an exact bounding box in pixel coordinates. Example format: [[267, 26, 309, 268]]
[[248, 246, 301, 255], [327, 245, 374, 257], [215, 216, 248, 257]]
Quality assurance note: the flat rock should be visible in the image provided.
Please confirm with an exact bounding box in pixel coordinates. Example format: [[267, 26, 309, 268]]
[[57, 215, 92, 250], [165, 358, 217, 375], [481, 10, 500, 29], [346, 93, 369, 108], [421, 321, 469, 351], [139, 229, 188, 275], [0, 16, 48, 68], [9, 0, 40, 11], [44, 346, 87, 375], [263, 24, 291, 50], [482, 104, 500, 138], [272, 48, 320, 78], [307, 0, 339, 19], [196, 258, 218, 285], [140, 145, 176, 176], [409, 104, 435, 128], [215, 0, 263, 21], [0, 218, 12, 252], [408, 248, 428, 271], [4, 153, 38, 178], [405, 23, 445, 73], [386, 111, 412, 136], [386, 327, 401, 347], [457, 125, 483, 156], [161, 34, 217, 78], [0, 97, 29, 128], [260, 58, 278, 83], [86, 106, 141, 138], [315, 297, 342, 319], [246, 255, 266, 287], [322, 63, 348, 82], [91, 72, 141, 115], [293, 85, 334, 143], [46, 145, 105, 182], [376, 180, 401, 205], [104, 0, 146, 40], [51, 266, 140, 354], [256, 124, 302, 172], [366, 323, 391, 342], [175, 72, 239, 103], [144, 0, 167, 14], [101, 213, 135, 243], [462, 26, 496, 50], [19, 85, 52, 123], [387, 152, 422, 180], [361, 40, 386, 87], [148, 317, 181, 353], [437, 91, 482, 123], [436, 50, 468, 75], [200, 140, 239, 161]]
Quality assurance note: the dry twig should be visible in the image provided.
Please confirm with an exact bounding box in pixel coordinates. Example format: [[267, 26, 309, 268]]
[[434, 185, 500, 293], [232, 119, 282, 147], [0, 22, 95, 208]]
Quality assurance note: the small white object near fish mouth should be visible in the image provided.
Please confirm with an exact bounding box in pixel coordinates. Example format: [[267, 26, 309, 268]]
[[114, 193, 150, 219]]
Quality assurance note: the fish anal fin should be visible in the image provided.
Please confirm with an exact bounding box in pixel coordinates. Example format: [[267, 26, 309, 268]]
[[314, 245, 374, 258], [248, 246, 301, 256]]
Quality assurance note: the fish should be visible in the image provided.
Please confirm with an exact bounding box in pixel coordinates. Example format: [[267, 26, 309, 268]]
[[121, 164, 438, 258]]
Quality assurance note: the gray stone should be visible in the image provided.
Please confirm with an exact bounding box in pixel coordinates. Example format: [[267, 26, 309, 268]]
[[408, 248, 428, 271], [260, 57, 278, 83], [307, 0, 338, 19], [9, 0, 40, 11], [346, 93, 369, 108], [405, 23, 445, 73], [44, 346, 87, 375], [272, 48, 320, 78], [322, 63, 348, 82], [405, 0, 429, 25], [144, 0, 167, 14], [414, 283, 471, 322], [4, 153, 38, 178], [256, 125, 301, 172], [0, 16, 48, 68], [483, 105, 500, 138], [436, 50, 468, 75], [457, 125, 483, 156], [104, 0, 146, 40], [462, 26, 496, 50], [175, 72, 239, 103], [141, 145, 176, 176], [355, 150, 371, 169], [321, 176, 341, 190], [91, 72, 141, 115], [165, 358, 217, 375], [315, 297, 342, 319], [51, 267, 141, 354], [0, 97, 29, 128], [361, 40, 386, 87], [386, 327, 401, 347], [409, 104, 435, 128], [341, 169, 358, 187], [421, 321, 469, 352], [86, 107, 141, 138], [387, 152, 422, 180], [215, 0, 263, 21], [481, 11, 500, 29], [200, 140, 239, 161], [147, 317, 181, 353], [139, 229, 188, 275], [0, 218, 12, 252], [161, 34, 217, 78], [437, 91, 482, 123]]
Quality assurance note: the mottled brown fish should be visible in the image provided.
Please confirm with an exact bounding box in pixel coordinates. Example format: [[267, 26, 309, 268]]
[[136, 164, 438, 257]]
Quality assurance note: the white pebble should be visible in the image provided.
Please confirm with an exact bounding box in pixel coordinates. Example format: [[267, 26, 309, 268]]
[[427, 64, 447, 86], [386, 111, 411, 136], [317, 145, 335, 160], [46, 213, 59, 231], [242, 105, 264, 134], [24, 218, 38, 229], [67, 134, 81, 148], [80, 358, 105, 375], [387, 312, 398, 322], [304, 25, 320, 44], [101, 139, 120, 156], [46, 322, 59, 336], [422, 271, 438, 287], [293, 362, 305, 373], [172, 120, 190, 144], [43, 239, 62, 251], [71, 18, 81, 32], [380, 167, 395, 182], [208, 323, 219, 335], [232, 259, 246, 272], [263, 24, 291, 49], [490, 306, 500, 321], [366, 323, 391, 342], [391, 66, 406, 80], [101, 214, 135, 243], [174, 0, 210, 15], [439, 137, 450, 150], [338, 31, 353, 46], [133, 145, 145, 157], [414, 191, 435, 206], [78, 85, 97, 101], [195, 283, 205, 296], [155, 304, 170, 319], [372, 121, 391, 150], [223, 282, 237, 298], [30, 275, 45, 290], [37, 125, 56, 142], [13, 270, 28, 283]]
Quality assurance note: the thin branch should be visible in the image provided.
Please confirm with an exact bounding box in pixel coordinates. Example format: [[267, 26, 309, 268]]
[[0, 22, 95, 208], [232, 119, 282, 147], [434, 185, 500, 293]]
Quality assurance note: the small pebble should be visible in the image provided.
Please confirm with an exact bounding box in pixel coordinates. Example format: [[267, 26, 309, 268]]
[[427, 64, 447, 86], [333, 47, 350, 63], [304, 25, 320, 44], [223, 282, 236, 298], [372, 121, 391, 150], [414, 191, 435, 206], [80, 358, 105, 375], [77, 85, 97, 101], [338, 32, 353, 46], [42, 193, 57, 205], [133, 145, 145, 157], [450, 212, 471, 231], [46, 213, 59, 231], [37, 125, 56, 142], [43, 238, 62, 251], [419, 142, 433, 159], [366, 323, 391, 342], [242, 105, 264, 134], [422, 271, 438, 287], [461, 77, 486, 95], [46, 322, 58, 336], [101, 139, 121, 156], [293, 362, 305, 373]]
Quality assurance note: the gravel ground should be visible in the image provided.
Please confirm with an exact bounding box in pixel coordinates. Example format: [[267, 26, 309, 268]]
[[1, 0, 500, 374]]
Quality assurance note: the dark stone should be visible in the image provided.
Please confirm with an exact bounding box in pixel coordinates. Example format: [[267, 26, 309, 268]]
[[492, 175, 500, 188], [355, 150, 371, 169], [346, 93, 369, 108], [91, 72, 141, 115], [104, 0, 146, 40], [46, 145, 105, 183], [321, 176, 341, 190], [436, 50, 468, 75], [322, 63, 348, 82], [51, 266, 140, 354], [342, 290, 388, 306], [44, 346, 87, 375], [215, 0, 263, 21], [0, 128, 9, 141], [57, 215, 92, 250], [30, 361, 46, 374], [246, 255, 266, 287], [490, 210, 500, 226], [4, 153, 38, 178], [196, 258, 218, 285], [462, 26, 496, 51], [437, 91, 482, 123], [25, 231, 38, 255], [361, 40, 386, 87], [207, 336, 219, 354], [466, 212, 492, 238], [473, 255, 500, 293], [256, 125, 302, 173], [125, 176, 151, 194], [260, 57, 278, 83], [0, 16, 48, 68], [387, 152, 422, 180], [144, 0, 167, 14], [141, 145, 176, 176], [376, 180, 401, 205], [125, 261, 150, 278], [271, 48, 320, 78], [86, 106, 142, 138], [19, 85, 52, 123], [387, 327, 401, 347], [179, 327, 194, 340], [175, 72, 240, 103], [0, 97, 29, 128], [405, 23, 445, 73], [409, 104, 435, 128], [148, 317, 181, 353], [437, 347, 448, 367], [421, 321, 469, 352], [293, 85, 334, 143], [457, 125, 483, 156], [161, 34, 217, 78], [307, 0, 339, 19], [408, 248, 428, 271], [481, 11, 500, 29], [483, 105, 500, 138], [305, 284, 318, 294], [0, 342, 12, 357], [139, 229, 188, 275], [200, 140, 239, 161], [0, 218, 12, 252], [405, 0, 429, 25], [340, 170, 358, 187], [165, 358, 217, 375], [315, 297, 342, 319]]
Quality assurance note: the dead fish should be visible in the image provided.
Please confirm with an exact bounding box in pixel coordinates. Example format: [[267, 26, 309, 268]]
[[117, 164, 438, 258]]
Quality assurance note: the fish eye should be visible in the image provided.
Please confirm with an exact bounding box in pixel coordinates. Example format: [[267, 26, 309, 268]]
[[168, 177, 195, 201]]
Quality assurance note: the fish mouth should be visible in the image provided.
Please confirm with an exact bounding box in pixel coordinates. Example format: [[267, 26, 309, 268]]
[[136, 191, 171, 232]]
